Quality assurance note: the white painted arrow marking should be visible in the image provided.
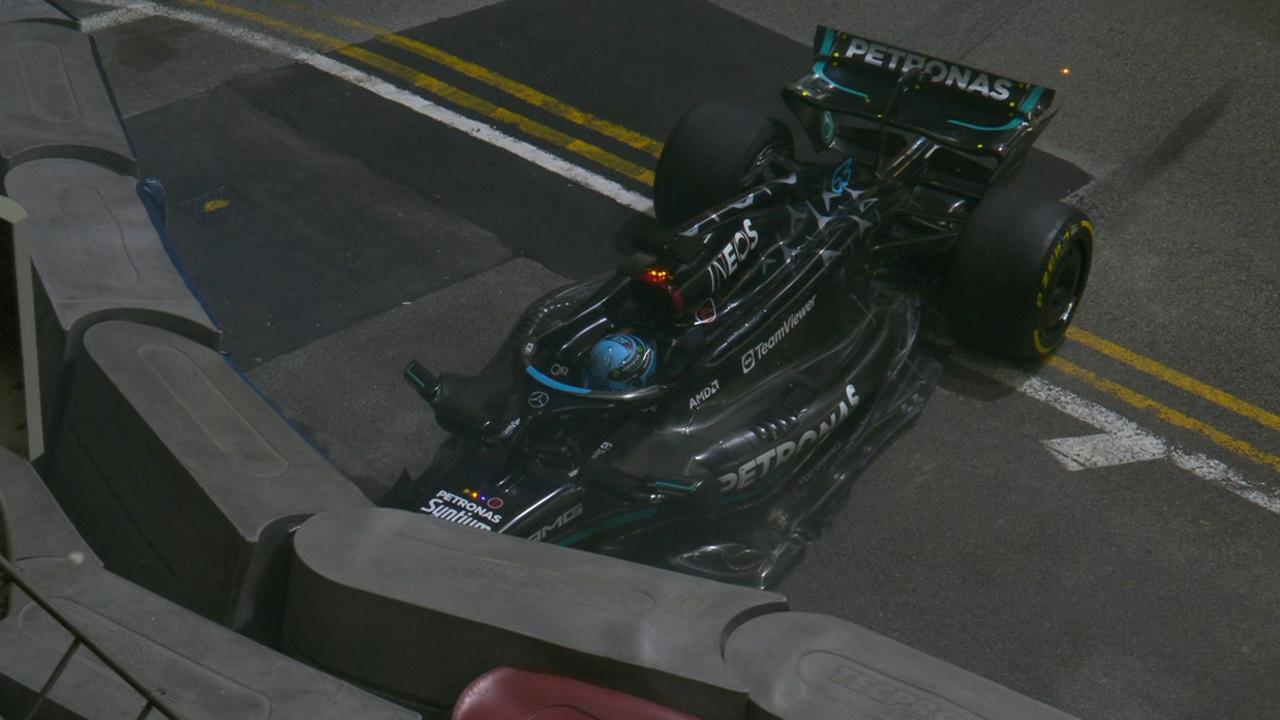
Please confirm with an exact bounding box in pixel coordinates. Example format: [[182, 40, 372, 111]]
[[1042, 432, 1166, 471], [953, 355, 1280, 515]]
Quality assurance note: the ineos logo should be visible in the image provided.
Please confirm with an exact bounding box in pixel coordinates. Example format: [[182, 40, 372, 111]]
[[527, 391, 549, 408], [694, 299, 717, 325], [707, 218, 760, 291]]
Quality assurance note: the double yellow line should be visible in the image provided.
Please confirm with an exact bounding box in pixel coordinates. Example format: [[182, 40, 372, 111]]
[[179, 0, 1280, 475], [183, 0, 657, 185], [1057, 329, 1280, 473]]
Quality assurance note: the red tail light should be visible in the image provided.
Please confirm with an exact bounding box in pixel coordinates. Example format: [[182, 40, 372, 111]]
[[636, 266, 683, 316]]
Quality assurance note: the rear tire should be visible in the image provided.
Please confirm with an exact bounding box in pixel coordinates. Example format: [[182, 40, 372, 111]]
[[654, 100, 793, 230], [944, 189, 1093, 359]]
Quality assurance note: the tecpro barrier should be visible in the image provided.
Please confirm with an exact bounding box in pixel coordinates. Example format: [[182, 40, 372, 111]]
[[724, 611, 1080, 719], [0, 21, 134, 173], [7, 159, 219, 461], [0, 0, 74, 26], [0, 446, 97, 566], [0, 558, 420, 720], [0, 15, 207, 461], [0, 446, 417, 720], [284, 507, 787, 719], [45, 321, 369, 634]]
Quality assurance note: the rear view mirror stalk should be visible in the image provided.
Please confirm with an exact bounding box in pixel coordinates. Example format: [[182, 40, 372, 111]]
[[875, 68, 928, 179]]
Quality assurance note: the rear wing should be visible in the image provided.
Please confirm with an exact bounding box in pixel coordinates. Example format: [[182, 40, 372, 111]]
[[782, 26, 1056, 194]]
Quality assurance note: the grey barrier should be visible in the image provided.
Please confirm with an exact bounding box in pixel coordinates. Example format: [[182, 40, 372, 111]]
[[8, 159, 219, 462], [0, 15, 204, 463], [0, 1, 369, 642], [724, 611, 1081, 720], [0, 561, 421, 720], [0, 445, 96, 566], [0, 21, 134, 173], [0, 0, 75, 30], [0, 447, 419, 720], [45, 320, 371, 634], [284, 509, 1084, 720], [284, 507, 787, 720]]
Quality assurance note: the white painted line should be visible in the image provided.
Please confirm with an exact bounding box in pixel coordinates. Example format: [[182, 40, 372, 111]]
[[1018, 374, 1241, 486], [81, 0, 656, 216], [1169, 450, 1242, 484], [1042, 432, 1166, 471], [80, 7, 150, 32]]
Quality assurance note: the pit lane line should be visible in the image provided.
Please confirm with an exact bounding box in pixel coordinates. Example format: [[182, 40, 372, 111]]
[[78, 2, 1275, 496]]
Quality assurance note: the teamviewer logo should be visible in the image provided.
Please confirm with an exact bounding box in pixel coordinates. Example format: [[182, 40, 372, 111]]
[[741, 350, 756, 374]]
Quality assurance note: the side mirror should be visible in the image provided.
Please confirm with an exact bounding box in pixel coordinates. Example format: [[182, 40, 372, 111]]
[[643, 473, 720, 511], [405, 361, 494, 435], [405, 360, 442, 403]]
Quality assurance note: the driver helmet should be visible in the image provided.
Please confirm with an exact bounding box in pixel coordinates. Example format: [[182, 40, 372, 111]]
[[586, 333, 656, 391]]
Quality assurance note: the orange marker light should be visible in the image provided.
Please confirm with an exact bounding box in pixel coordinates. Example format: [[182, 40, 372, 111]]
[[1060, 67, 1072, 76], [642, 267, 673, 285]]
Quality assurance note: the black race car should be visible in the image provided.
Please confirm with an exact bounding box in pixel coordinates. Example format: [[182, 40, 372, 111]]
[[385, 26, 1093, 588]]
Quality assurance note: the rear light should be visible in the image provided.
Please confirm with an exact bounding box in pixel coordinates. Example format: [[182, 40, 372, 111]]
[[641, 267, 673, 285], [637, 266, 684, 316]]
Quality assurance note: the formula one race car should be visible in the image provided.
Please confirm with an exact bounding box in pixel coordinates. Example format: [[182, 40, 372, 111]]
[[385, 26, 1093, 587]]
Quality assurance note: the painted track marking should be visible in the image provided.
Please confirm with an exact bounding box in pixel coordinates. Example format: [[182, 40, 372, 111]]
[[191, 0, 657, 185], [958, 354, 1277, 513], [81, 6, 150, 31], [1042, 432, 1166, 471], [1068, 327, 1280, 434], [278, 0, 666, 158], [1047, 356, 1280, 474], [83, 0, 654, 214]]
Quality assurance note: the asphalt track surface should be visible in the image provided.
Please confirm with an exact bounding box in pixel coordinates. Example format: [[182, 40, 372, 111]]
[[61, 0, 1280, 717]]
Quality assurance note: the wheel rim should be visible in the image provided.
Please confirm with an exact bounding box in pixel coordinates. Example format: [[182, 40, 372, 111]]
[[1038, 239, 1086, 346]]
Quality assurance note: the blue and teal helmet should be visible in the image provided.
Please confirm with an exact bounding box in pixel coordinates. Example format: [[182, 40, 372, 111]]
[[587, 333, 656, 391]]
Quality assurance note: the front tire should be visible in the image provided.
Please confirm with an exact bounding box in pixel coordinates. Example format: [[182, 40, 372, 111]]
[[944, 189, 1093, 359], [653, 100, 793, 230]]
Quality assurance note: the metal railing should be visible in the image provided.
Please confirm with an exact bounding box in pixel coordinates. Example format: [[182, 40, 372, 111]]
[[0, 497, 185, 720]]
